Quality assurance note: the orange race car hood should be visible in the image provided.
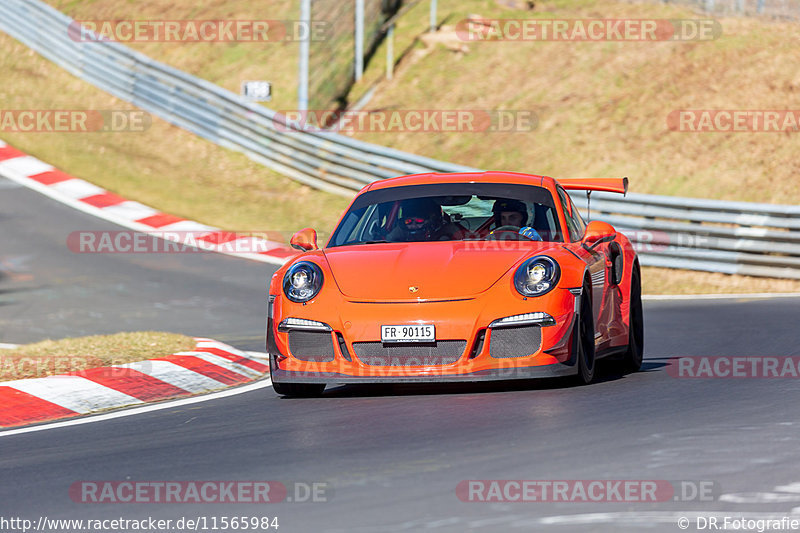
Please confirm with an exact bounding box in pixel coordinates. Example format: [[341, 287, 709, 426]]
[[322, 241, 561, 300]]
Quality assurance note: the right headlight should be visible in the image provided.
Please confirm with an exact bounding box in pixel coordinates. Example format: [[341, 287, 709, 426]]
[[513, 256, 560, 297], [283, 261, 324, 303]]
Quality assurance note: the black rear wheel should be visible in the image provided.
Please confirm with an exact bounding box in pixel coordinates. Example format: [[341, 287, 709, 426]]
[[272, 382, 326, 397], [574, 284, 596, 385], [620, 266, 644, 373]]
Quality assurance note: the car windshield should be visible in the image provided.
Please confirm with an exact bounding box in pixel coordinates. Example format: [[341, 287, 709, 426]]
[[328, 182, 563, 247]]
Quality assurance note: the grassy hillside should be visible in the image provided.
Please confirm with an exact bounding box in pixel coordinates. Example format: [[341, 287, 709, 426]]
[[44, 0, 800, 202], [49, 0, 301, 112], [0, 31, 349, 235], [350, 0, 800, 203]]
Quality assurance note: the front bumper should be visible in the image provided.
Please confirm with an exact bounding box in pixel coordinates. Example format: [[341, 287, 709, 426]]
[[268, 287, 579, 385], [270, 361, 577, 384]]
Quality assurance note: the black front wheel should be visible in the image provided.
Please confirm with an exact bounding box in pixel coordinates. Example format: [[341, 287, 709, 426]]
[[574, 284, 596, 385]]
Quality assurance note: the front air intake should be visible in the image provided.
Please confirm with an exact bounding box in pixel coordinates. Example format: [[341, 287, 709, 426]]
[[489, 325, 542, 358], [352, 341, 467, 366], [288, 330, 336, 362]]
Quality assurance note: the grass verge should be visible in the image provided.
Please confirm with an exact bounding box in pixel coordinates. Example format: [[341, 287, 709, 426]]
[[0, 331, 196, 381]]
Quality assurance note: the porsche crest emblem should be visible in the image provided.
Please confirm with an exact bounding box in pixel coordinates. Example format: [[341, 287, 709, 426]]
[[408, 286, 419, 293]]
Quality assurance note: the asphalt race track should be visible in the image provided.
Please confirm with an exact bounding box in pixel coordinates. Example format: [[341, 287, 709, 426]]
[[2, 174, 800, 532]]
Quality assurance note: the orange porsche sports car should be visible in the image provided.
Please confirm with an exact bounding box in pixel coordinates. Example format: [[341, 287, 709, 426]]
[[267, 172, 643, 397]]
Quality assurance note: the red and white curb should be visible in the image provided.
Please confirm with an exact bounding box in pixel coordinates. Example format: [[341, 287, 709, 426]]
[[0, 338, 270, 428], [0, 139, 298, 266]]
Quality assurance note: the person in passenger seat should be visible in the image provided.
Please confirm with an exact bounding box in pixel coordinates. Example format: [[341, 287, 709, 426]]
[[387, 198, 458, 242]]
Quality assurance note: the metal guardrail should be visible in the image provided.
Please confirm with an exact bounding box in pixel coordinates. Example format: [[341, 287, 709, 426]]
[[2, 0, 799, 280], [577, 192, 800, 279]]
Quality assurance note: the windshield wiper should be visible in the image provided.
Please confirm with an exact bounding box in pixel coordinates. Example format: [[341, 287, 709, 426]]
[[348, 239, 390, 245]]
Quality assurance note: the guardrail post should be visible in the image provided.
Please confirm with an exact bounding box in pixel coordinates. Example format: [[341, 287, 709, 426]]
[[430, 0, 438, 32], [298, 0, 311, 111], [386, 24, 395, 80], [355, 0, 365, 81]]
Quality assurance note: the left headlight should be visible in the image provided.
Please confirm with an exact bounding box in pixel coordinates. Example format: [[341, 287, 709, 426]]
[[513, 256, 560, 297], [283, 261, 324, 303]]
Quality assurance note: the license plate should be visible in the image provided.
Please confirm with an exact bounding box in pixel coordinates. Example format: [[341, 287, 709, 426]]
[[381, 324, 435, 343]]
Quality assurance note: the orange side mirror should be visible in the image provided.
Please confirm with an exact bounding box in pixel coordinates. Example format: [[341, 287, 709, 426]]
[[582, 221, 616, 248], [290, 228, 318, 251]]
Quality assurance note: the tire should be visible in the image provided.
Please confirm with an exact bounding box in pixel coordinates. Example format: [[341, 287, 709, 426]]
[[272, 382, 326, 397], [621, 266, 644, 373], [574, 283, 596, 385]]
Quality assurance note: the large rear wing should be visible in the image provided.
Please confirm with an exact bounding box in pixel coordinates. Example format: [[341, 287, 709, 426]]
[[556, 177, 628, 195]]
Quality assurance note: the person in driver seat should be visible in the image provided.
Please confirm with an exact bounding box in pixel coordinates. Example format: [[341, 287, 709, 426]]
[[388, 198, 458, 242], [491, 198, 542, 241], [492, 199, 529, 228]]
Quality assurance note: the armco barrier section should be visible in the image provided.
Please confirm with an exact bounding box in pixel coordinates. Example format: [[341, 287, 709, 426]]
[[1, 0, 799, 279]]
